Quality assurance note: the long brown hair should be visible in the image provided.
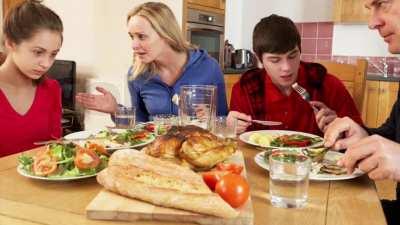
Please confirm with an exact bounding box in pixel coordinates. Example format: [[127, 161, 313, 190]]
[[127, 2, 192, 79], [3, 0, 63, 84]]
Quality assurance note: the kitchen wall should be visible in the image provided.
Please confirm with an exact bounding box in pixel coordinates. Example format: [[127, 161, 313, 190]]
[[225, 0, 333, 50], [42, 0, 183, 130], [225, 0, 393, 57]]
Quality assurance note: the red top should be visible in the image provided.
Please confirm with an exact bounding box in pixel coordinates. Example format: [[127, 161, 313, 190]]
[[230, 63, 363, 136], [0, 78, 62, 157]]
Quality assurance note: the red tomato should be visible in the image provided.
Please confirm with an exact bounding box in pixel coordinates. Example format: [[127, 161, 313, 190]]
[[132, 131, 149, 140], [202, 170, 229, 191], [284, 140, 311, 147], [215, 173, 250, 208], [74, 147, 100, 170], [33, 154, 57, 176], [144, 123, 155, 132], [216, 163, 243, 175]]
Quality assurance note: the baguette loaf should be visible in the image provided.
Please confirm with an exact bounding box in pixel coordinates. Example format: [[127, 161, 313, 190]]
[[97, 149, 238, 218]]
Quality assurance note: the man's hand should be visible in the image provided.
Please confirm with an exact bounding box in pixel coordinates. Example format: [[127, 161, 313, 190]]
[[324, 116, 368, 150], [310, 101, 337, 132], [338, 135, 400, 181], [227, 111, 251, 134], [75, 87, 118, 114]]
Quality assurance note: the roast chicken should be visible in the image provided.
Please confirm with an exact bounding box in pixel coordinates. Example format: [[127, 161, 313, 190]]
[[144, 125, 237, 171]]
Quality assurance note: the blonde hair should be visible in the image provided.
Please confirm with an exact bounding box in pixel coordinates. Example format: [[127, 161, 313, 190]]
[[127, 2, 192, 79]]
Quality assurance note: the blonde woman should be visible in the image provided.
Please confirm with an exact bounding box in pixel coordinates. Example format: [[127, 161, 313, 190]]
[[76, 2, 228, 122]]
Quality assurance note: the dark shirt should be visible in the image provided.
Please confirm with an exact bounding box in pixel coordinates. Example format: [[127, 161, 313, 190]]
[[367, 84, 400, 200]]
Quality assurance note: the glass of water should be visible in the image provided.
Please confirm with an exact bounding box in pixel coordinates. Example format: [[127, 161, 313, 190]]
[[179, 85, 217, 130], [269, 151, 311, 208], [114, 106, 135, 129], [212, 116, 237, 138]]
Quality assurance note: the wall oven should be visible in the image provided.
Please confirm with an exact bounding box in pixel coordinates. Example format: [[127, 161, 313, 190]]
[[186, 8, 224, 68]]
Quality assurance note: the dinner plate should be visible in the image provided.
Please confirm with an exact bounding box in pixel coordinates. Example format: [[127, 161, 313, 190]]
[[17, 165, 97, 181], [254, 150, 364, 181], [64, 128, 155, 149], [239, 130, 323, 149]]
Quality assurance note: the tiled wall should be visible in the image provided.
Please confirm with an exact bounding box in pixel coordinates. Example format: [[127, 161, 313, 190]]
[[296, 22, 333, 62], [296, 22, 400, 77]]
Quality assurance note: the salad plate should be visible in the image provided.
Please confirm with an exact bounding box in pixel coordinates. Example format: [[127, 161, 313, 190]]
[[254, 150, 364, 181], [17, 143, 109, 181], [239, 130, 323, 150], [64, 128, 155, 150], [17, 165, 98, 181]]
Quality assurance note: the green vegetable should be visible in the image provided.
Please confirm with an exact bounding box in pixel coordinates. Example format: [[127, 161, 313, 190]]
[[18, 155, 33, 172]]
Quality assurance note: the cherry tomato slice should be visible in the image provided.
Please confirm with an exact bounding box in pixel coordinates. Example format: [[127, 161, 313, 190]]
[[33, 154, 57, 176], [74, 147, 100, 170], [87, 143, 109, 156]]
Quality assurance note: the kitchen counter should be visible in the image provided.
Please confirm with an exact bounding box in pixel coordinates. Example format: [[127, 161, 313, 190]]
[[367, 74, 400, 82], [223, 67, 250, 74]]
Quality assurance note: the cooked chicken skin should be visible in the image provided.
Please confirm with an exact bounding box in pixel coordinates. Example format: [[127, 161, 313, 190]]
[[144, 125, 236, 170]]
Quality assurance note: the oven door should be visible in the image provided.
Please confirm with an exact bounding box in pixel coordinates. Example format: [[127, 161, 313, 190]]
[[187, 22, 224, 68]]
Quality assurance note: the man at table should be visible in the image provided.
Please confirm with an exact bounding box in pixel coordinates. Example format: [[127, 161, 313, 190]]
[[324, 1, 400, 224], [227, 14, 362, 136]]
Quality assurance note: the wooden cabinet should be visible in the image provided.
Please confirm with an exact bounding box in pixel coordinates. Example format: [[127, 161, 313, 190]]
[[334, 0, 370, 23], [185, 0, 225, 15], [224, 74, 240, 108], [364, 80, 399, 128], [187, 0, 225, 10]]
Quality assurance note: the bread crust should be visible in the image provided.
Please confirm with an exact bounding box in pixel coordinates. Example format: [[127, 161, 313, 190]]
[[97, 149, 238, 218]]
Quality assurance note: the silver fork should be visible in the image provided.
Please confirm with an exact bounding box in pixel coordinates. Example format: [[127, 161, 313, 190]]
[[292, 82, 318, 112], [292, 82, 311, 101]]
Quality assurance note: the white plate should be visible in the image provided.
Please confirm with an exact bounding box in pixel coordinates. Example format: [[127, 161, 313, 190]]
[[64, 129, 155, 149], [239, 130, 323, 149], [17, 165, 97, 181], [254, 151, 364, 181]]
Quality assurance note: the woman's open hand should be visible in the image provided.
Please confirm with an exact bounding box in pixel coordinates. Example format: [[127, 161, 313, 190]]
[[76, 87, 118, 114]]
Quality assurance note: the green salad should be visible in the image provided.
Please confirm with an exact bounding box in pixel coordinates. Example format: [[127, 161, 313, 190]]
[[18, 143, 109, 178]]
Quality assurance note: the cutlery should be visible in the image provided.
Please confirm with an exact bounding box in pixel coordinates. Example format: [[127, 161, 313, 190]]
[[292, 82, 318, 112], [238, 118, 282, 126]]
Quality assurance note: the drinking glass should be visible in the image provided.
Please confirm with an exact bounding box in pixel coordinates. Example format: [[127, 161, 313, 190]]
[[269, 151, 311, 208], [152, 114, 179, 135], [179, 85, 217, 130], [212, 116, 236, 138], [114, 106, 135, 129]]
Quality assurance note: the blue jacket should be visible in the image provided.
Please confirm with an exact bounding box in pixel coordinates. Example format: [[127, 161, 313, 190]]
[[128, 49, 228, 122]]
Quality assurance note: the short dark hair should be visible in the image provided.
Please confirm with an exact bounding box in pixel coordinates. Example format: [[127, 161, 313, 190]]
[[252, 14, 301, 59], [3, 0, 63, 45]]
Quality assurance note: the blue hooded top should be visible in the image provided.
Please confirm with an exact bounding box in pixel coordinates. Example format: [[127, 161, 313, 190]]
[[128, 49, 228, 122]]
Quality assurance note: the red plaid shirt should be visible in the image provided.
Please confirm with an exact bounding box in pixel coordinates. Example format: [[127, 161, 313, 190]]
[[229, 61, 363, 136]]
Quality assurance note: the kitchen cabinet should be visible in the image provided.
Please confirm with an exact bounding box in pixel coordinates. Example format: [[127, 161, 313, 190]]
[[364, 80, 399, 128], [224, 74, 240, 108], [185, 0, 225, 15], [187, 0, 225, 10], [334, 0, 369, 23]]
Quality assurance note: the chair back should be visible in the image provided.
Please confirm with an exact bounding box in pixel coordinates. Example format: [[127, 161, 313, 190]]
[[317, 59, 368, 120]]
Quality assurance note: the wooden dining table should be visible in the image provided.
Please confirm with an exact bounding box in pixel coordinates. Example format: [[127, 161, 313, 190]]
[[0, 142, 387, 225]]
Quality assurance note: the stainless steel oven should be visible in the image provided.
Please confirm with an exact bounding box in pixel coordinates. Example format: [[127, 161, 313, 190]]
[[186, 8, 224, 68]]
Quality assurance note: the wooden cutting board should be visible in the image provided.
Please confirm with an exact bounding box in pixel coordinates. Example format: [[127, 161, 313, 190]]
[[85, 151, 254, 225]]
